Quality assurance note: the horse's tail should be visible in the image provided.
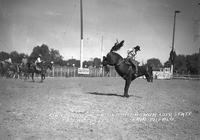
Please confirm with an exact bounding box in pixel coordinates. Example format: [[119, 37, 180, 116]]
[[27, 63, 31, 69], [110, 40, 124, 52], [147, 64, 153, 81]]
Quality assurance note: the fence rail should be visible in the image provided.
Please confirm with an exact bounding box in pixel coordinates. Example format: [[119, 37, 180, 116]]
[[45, 66, 119, 77], [173, 74, 200, 80], [37, 66, 200, 80]]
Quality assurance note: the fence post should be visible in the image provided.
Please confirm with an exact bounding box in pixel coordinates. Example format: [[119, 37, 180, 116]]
[[52, 67, 55, 77], [61, 67, 62, 77], [67, 68, 69, 77], [73, 67, 75, 77]]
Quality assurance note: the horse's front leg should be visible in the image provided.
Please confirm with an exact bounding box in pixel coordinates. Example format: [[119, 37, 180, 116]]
[[40, 73, 44, 82], [124, 78, 131, 98], [24, 73, 28, 81], [31, 73, 35, 82]]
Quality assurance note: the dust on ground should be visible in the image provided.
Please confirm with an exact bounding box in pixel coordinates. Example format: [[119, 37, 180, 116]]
[[0, 77, 199, 140]]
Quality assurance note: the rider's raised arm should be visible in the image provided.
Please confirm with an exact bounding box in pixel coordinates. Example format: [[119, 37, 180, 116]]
[[127, 49, 133, 54]]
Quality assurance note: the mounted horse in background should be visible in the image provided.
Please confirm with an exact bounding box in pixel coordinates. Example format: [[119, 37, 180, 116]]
[[0, 61, 20, 78], [18, 63, 31, 80], [0, 61, 9, 77], [102, 40, 153, 97], [8, 63, 20, 78], [26, 61, 53, 82]]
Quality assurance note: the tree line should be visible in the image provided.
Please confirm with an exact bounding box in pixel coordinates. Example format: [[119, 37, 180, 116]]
[[147, 52, 200, 75], [0, 44, 199, 74], [0, 44, 102, 68]]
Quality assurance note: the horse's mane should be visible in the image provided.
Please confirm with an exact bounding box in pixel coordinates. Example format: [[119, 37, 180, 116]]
[[110, 40, 124, 52], [110, 51, 123, 59]]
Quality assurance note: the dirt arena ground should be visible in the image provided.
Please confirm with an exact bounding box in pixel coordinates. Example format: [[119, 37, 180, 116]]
[[0, 77, 199, 140]]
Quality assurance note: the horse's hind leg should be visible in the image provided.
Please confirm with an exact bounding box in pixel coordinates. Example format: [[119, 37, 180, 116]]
[[24, 73, 28, 81], [31, 73, 35, 82], [124, 79, 131, 98], [40, 74, 44, 83]]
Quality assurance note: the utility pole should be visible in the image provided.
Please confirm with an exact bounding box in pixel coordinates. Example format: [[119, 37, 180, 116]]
[[170, 10, 180, 78], [101, 36, 104, 61], [197, 3, 200, 75], [78, 0, 89, 75], [80, 0, 83, 68]]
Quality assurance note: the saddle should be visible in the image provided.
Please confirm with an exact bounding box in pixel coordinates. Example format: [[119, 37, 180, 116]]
[[123, 58, 133, 72], [36, 66, 41, 71], [33, 62, 41, 71], [124, 58, 139, 77], [124, 58, 131, 65]]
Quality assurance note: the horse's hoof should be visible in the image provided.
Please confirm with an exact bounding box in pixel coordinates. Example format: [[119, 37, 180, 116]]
[[124, 95, 129, 98]]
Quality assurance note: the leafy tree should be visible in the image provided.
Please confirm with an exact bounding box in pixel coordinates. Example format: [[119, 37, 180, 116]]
[[40, 44, 50, 61], [174, 55, 187, 74], [29, 44, 51, 62], [83, 60, 93, 68], [147, 58, 163, 71], [199, 52, 200, 75], [10, 51, 20, 63], [50, 48, 63, 65], [163, 60, 171, 68], [29, 45, 40, 62], [82, 58, 101, 68], [164, 53, 199, 75], [0, 51, 10, 61], [186, 53, 199, 74], [93, 58, 101, 68], [66, 59, 80, 67], [169, 49, 177, 65]]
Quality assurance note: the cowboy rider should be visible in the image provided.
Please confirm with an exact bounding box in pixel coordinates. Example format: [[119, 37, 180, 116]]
[[35, 54, 42, 70], [22, 55, 28, 65], [127, 45, 140, 77], [5, 57, 12, 64]]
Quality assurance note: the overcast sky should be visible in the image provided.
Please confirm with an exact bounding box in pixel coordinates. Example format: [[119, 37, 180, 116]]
[[0, 0, 200, 63]]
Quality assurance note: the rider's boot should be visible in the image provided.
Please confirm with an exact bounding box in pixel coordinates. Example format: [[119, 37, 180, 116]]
[[36, 63, 41, 71], [130, 61, 137, 77], [131, 63, 137, 77], [135, 64, 139, 77]]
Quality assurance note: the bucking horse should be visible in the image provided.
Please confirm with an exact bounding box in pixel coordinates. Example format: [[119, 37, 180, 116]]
[[102, 40, 153, 97]]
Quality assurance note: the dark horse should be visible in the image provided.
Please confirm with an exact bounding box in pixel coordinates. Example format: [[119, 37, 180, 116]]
[[102, 40, 153, 97], [18, 63, 31, 80], [26, 61, 53, 82], [0, 61, 19, 78]]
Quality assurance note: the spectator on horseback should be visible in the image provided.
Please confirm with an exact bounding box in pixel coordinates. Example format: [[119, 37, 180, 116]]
[[22, 55, 28, 65], [5, 57, 12, 64], [127, 45, 140, 77], [35, 54, 42, 70]]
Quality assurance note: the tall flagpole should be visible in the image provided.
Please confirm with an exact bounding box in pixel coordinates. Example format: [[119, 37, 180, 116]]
[[170, 10, 180, 77], [101, 36, 104, 61], [80, 0, 83, 68], [78, 0, 89, 75]]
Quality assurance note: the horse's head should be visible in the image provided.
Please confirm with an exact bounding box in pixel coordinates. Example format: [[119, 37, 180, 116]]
[[103, 52, 123, 66], [40, 61, 53, 71], [102, 40, 124, 74], [46, 61, 54, 70], [102, 55, 110, 73], [102, 55, 109, 66]]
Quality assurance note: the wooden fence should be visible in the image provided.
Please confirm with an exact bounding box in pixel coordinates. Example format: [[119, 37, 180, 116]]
[[43, 66, 200, 80], [173, 74, 200, 80], [45, 66, 119, 77]]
